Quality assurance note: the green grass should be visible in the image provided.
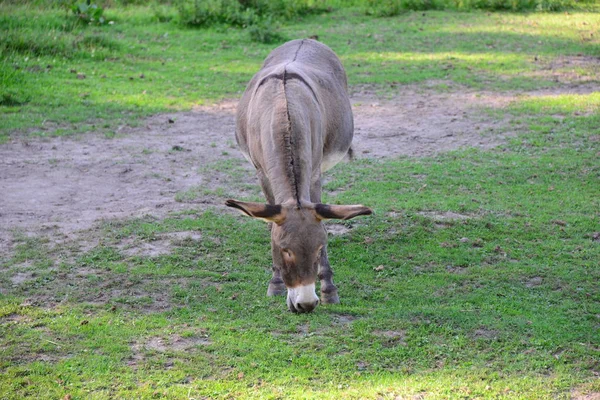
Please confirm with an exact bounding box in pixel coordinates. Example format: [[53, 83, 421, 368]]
[[1, 4, 599, 140], [1, 123, 599, 397], [1, 2, 600, 399], [1, 107, 599, 398]]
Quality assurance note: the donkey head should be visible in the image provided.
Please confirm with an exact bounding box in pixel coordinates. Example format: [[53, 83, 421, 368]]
[[226, 199, 372, 312]]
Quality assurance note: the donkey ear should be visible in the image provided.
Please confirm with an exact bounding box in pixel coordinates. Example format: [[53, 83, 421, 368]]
[[225, 199, 286, 224], [314, 204, 373, 221]]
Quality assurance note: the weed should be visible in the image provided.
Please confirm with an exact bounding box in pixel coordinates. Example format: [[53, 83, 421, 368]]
[[177, 0, 256, 28], [70, 1, 107, 25], [152, 3, 178, 23], [247, 16, 286, 44], [176, 0, 322, 42], [0, 91, 30, 107]]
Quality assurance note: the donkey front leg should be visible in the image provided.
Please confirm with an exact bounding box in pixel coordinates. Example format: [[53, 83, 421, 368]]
[[318, 246, 340, 304], [267, 267, 286, 296], [311, 178, 339, 304], [267, 235, 286, 296]]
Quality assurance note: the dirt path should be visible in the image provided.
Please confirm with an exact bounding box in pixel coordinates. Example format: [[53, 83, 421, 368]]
[[1, 85, 597, 253]]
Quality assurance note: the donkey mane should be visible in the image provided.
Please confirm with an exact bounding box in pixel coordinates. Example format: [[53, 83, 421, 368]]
[[255, 40, 313, 208]]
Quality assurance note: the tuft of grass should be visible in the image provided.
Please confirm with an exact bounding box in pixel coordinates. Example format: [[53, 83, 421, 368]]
[[247, 17, 287, 44], [176, 0, 329, 28], [175, 0, 324, 43]]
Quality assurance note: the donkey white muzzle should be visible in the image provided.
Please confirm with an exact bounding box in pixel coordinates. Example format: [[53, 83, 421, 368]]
[[287, 283, 319, 313]]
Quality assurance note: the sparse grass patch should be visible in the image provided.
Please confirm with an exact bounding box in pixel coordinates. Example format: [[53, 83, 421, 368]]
[[510, 91, 600, 115], [174, 158, 259, 203], [363, 0, 592, 14]]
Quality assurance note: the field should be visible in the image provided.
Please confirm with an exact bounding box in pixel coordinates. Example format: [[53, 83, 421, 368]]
[[1, 2, 600, 399]]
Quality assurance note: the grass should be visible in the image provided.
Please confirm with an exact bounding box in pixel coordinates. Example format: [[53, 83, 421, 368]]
[[2, 121, 599, 397], [1, 2, 600, 399], [1, 3, 599, 142]]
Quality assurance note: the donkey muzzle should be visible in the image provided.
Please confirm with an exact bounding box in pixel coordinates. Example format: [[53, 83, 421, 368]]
[[287, 283, 319, 313]]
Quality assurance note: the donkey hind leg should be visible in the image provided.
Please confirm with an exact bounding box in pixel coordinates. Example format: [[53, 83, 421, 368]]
[[318, 246, 340, 304]]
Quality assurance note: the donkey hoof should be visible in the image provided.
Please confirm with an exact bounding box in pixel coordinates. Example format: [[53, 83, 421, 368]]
[[267, 282, 286, 297], [320, 291, 340, 304]]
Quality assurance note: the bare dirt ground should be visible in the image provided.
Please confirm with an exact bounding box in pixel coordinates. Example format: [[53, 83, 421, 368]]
[[1, 84, 598, 255]]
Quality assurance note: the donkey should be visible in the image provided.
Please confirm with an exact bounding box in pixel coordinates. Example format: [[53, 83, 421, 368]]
[[226, 39, 372, 313]]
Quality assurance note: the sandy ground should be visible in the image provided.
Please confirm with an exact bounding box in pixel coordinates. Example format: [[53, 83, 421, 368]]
[[1, 84, 598, 254]]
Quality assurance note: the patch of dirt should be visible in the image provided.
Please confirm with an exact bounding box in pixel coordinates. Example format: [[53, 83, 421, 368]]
[[356, 360, 369, 371], [525, 276, 544, 288], [332, 313, 357, 325], [129, 331, 211, 368], [115, 231, 203, 258], [0, 104, 248, 254], [1, 313, 30, 324], [10, 271, 35, 286], [529, 55, 600, 84], [472, 328, 500, 340], [373, 329, 407, 347], [273, 322, 328, 340], [351, 88, 513, 158], [2, 84, 599, 255], [119, 240, 168, 258], [133, 334, 211, 353], [446, 265, 469, 274], [417, 211, 473, 221], [12, 267, 178, 312], [8, 351, 70, 365], [572, 391, 600, 400], [326, 223, 352, 236], [295, 322, 313, 336]]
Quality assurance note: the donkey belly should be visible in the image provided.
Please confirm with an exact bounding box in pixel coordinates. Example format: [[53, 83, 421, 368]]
[[321, 150, 347, 173]]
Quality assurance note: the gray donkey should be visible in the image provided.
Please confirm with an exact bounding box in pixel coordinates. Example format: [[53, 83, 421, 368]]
[[226, 39, 372, 313]]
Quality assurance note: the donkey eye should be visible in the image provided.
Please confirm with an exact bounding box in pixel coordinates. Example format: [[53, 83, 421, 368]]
[[281, 249, 295, 263]]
